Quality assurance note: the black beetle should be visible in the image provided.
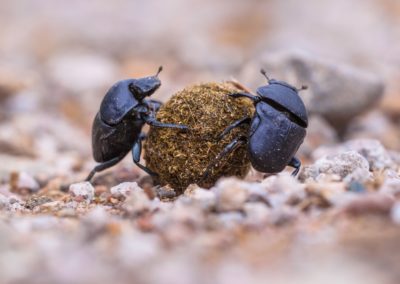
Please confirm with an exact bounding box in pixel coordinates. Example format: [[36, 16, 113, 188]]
[[203, 69, 308, 178], [86, 66, 188, 181]]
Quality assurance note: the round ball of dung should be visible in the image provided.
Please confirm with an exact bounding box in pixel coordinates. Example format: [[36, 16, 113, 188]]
[[144, 82, 254, 191]]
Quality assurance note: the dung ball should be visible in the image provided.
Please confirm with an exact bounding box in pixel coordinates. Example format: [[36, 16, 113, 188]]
[[144, 82, 254, 191]]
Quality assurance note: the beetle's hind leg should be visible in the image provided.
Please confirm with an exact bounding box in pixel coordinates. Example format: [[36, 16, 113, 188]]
[[85, 155, 126, 182], [288, 156, 301, 177], [132, 134, 159, 177], [201, 136, 247, 181]]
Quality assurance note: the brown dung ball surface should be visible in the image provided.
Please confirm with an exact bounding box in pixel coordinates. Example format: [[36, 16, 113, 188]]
[[144, 82, 254, 191]]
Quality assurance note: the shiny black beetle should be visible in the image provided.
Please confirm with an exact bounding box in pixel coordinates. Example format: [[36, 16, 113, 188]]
[[86, 66, 188, 181], [203, 69, 308, 178]]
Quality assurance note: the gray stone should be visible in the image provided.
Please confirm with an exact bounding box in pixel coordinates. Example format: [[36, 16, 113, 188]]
[[241, 50, 384, 130], [344, 139, 395, 171], [313, 139, 395, 172], [301, 151, 371, 183]]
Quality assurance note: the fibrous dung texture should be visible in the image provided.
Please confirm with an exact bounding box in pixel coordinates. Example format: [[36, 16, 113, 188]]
[[144, 82, 254, 190]]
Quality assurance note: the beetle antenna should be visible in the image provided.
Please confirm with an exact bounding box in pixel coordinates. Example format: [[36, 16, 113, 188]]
[[297, 85, 308, 92], [260, 69, 271, 83], [155, 66, 163, 77]]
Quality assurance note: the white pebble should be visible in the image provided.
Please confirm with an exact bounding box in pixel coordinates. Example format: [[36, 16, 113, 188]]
[[122, 185, 150, 214], [111, 182, 141, 198], [69, 182, 94, 203]]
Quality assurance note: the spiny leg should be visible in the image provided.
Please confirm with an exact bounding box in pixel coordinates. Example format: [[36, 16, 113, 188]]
[[132, 134, 158, 177], [218, 117, 251, 140], [85, 155, 126, 182], [229, 92, 261, 103], [288, 156, 301, 177], [144, 116, 188, 131], [201, 136, 247, 181]]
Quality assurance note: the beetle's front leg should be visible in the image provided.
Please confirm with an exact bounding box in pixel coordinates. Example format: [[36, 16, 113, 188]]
[[143, 116, 189, 131], [229, 92, 261, 103], [218, 117, 251, 140]]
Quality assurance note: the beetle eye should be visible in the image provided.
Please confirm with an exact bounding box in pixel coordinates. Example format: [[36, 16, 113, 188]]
[[129, 83, 146, 100]]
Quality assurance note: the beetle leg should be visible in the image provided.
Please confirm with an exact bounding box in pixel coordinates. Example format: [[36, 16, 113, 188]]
[[201, 136, 247, 181], [288, 157, 301, 177], [229, 92, 261, 103], [132, 136, 159, 177], [144, 116, 189, 131], [218, 117, 251, 140], [85, 155, 126, 182]]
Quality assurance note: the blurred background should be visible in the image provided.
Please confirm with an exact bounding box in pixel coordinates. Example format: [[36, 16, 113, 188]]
[[1, 1, 400, 284], [1, 0, 400, 178]]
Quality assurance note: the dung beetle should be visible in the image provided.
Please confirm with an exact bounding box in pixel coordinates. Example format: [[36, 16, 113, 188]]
[[86, 66, 188, 181], [203, 69, 308, 178]]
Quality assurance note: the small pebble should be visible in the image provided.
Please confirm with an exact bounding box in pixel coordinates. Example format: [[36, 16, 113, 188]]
[[111, 182, 141, 199], [301, 151, 371, 183], [122, 184, 151, 214], [69, 182, 95, 203], [184, 184, 216, 211], [262, 174, 305, 208], [10, 171, 40, 193], [344, 139, 395, 171], [213, 178, 249, 212]]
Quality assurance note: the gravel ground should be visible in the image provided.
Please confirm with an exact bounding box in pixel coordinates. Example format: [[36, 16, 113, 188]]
[[1, 0, 400, 283]]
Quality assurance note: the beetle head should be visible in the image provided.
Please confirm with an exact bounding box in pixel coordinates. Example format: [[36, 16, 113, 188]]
[[257, 69, 308, 128], [129, 66, 163, 101]]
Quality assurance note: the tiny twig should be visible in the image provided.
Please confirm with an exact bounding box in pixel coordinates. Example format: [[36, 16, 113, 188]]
[[227, 78, 255, 95]]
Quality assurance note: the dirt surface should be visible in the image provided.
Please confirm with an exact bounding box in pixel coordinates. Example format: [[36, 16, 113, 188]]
[[1, 0, 400, 283]]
